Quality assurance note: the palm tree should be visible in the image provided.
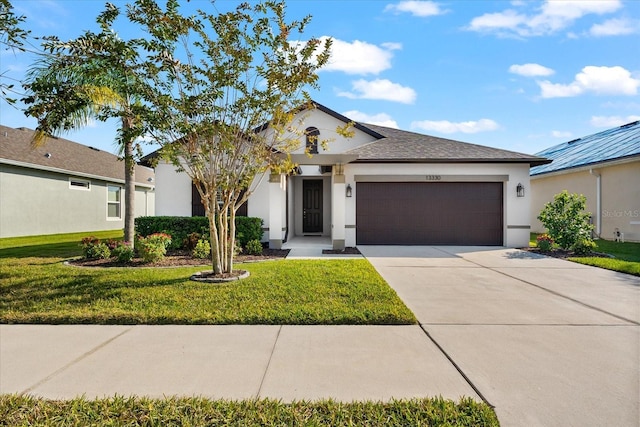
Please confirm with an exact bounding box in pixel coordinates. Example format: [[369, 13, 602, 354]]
[[22, 4, 145, 244]]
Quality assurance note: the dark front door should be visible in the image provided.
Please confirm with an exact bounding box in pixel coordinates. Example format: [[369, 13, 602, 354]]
[[303, 179, 323, 233]]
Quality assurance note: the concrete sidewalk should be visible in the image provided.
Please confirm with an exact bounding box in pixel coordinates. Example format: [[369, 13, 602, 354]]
[[2, 246, 638, 427], [360, 246, 640, 427], [1, 324, 476, 402]]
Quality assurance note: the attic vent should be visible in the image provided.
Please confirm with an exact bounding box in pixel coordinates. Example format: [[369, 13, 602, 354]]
[[88, 146, 101, 151], [567, 138, 581, 145], [620, 121, 639, 129]]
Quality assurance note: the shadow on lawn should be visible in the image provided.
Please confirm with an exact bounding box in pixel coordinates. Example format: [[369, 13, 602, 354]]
[[0, 242, 83, 259], [0, 266, 201, 324]]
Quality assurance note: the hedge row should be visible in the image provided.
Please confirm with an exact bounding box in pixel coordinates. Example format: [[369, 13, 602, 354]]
[[135, 216, 263, 250]]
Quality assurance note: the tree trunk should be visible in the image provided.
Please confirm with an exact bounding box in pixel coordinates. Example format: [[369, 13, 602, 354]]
[[227, 209, 235, 273], [207, 195, 222, 275], [123, 119, 136, 244]]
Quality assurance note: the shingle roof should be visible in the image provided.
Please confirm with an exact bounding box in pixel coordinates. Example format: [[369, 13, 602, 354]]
[[530, 121, 640, 176], [347, 123, 550, 166], [0, 125, 154, 185]]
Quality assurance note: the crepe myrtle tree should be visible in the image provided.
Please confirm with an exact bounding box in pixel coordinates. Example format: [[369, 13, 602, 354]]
[[22, 3, 146, 244], [129, 0, 350, 276]]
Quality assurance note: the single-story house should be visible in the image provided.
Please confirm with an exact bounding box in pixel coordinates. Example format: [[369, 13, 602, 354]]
[[148, 102, 549, 249], [0, 125, 155, 238], [530, 121, 640, 242]]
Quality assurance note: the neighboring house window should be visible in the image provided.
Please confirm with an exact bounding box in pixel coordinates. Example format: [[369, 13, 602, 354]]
[[305, 127, 319, 154], [69, 178, 90, 190], [107, 185, 121, 219]]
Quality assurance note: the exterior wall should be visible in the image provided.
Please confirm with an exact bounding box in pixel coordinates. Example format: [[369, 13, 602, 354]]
[[344, 162, 533, 248], [261, 108, 378, 155], [0, 164, 152, 238], [154, 160, 192, 216], [134, 186, 155, 218], [247, 172, 270, 241], [531, 160, 640, 241]]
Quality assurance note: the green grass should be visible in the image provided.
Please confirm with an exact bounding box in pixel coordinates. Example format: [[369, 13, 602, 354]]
[[0, 230, 123, 259], [0, 232, 416, 325], [0, 395, 499, 426], [529, 233, 640, 276]]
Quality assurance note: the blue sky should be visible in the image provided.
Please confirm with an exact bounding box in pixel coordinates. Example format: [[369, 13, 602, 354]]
[[2, 0, 639, 156]]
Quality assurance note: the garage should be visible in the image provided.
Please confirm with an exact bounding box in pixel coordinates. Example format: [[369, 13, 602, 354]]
[[356, 182, 503, 245]]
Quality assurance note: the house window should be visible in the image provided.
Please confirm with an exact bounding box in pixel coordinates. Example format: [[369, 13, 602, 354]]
[[305, 127, 320, 154], [69, 178, 90, 190], [191, 183, 248, 217], [107, 185, 121, 219]]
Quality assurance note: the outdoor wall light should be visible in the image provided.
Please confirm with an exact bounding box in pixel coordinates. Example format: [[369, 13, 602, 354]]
[[346, 184, 353, 198], [516, 183, 525, 197]]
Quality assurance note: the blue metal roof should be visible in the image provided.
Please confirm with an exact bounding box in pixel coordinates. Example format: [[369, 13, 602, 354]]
[[530, 121, 640, 176]]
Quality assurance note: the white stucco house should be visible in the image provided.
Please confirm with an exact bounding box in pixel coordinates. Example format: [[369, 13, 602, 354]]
[[146, 102, 549, 249], [0, 125, 155, 238]]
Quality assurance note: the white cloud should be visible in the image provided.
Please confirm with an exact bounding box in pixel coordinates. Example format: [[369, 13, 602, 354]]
[[538, 66, 640, 98], [551, 130, 572, 138], [509, 63, 555, 77], [342, 111, 399, 129], [321, 37, 401, 75], [590, 115, 640, 127], [384, 1, 447, 17], [411, 118, 499, 134], [590, 18, 639, 36], [338, 79, 417, 104], [467, 0, 622, 37]]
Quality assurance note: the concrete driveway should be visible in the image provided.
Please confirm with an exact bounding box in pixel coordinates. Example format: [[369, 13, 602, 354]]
[[359, 246, 640, 427]]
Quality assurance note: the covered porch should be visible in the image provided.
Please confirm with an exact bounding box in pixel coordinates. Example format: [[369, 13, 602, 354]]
[[268, 154, 357, 251]]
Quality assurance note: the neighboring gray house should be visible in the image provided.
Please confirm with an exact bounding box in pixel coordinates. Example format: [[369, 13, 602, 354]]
[[149, 102, 549, 249], [0, 125, 155, 238]]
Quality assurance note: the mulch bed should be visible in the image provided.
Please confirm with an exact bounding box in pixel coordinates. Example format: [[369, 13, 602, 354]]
[[322, 247, 361, 255], [69, 249, 290, 268], [521, 247, 612, 259]]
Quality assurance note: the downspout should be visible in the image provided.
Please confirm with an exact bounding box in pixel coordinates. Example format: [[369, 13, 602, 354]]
[[590, 169, 601, 237]]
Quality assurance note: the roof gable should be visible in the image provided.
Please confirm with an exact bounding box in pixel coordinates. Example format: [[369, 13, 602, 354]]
[[0, 125, 154, 185], [347, 123, 549, 166], [531, 121, 640, 176]]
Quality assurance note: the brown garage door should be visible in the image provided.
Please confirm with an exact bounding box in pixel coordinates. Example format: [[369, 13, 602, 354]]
[[356, 182, 503, 245]]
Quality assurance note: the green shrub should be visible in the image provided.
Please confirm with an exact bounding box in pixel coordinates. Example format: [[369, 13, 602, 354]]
[[537, 191, 594, 250], [111, 242, 134, 263], [185, 232, 202, 250], [136, 233, 172, 263], [135, 217, 208, 250], [192, 238, 211, 259], [573, 238, 597, 255], [235, 217, 264, 247], [81, 237, 111, 259], [135, 216, 263, 250], [245, 239, 263, 255], [536, 234, 554, 252]]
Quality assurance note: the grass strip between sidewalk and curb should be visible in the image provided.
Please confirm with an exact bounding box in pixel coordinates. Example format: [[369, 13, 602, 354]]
[[0, 395, 500, 427]]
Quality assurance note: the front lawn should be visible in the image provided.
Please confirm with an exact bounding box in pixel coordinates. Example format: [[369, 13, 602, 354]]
[[529, 233, 640, 276], [0, 233, 416, 325], [0, 395, 499, 426]]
